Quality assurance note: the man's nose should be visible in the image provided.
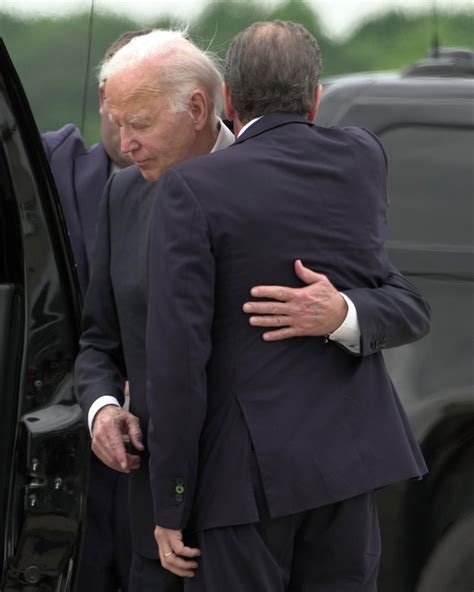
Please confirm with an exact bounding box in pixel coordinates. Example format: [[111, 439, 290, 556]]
[[120, 129, 140, 154]]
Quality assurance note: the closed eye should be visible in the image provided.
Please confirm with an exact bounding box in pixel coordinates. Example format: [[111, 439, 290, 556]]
[[131, 122, 151, 131]]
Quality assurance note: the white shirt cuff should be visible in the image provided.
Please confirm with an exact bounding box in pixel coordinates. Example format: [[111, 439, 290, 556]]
[[88, 395, 120, 435], [328, 293, 361, 354]]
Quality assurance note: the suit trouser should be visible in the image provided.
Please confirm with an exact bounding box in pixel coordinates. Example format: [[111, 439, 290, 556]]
[[187, 452, 380, 592], [77, 456, 132, 592], [186, 494, 380, 591], [129, 553, 182, 591], [131, 456, 381, 591]]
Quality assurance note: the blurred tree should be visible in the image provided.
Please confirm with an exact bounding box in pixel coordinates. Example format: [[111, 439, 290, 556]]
[[0, 3, 472, 145], [0, 10, 181, 142], [331, 9, 474, 74], [270, 0, 321, 36], [189, 0, 268, 59]]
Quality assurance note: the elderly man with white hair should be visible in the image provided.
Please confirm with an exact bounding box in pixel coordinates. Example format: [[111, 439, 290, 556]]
[[74, 27, 430, 589], [75, 29, 233, 590]]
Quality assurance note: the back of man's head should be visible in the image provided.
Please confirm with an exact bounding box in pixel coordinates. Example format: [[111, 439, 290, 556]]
[[101, 29, 223, 119], [224, 20, 321, 123]]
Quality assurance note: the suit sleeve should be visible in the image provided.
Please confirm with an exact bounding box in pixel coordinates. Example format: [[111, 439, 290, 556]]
[[341, 128, 431, 357], [74, 175, 126, 418], [343, 264, 431, 357], [146, 169, 214, 530]]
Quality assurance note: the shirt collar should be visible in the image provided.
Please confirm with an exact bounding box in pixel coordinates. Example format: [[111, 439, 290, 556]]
[[211, 118, 235, 152], [237, 116, 263, 139]]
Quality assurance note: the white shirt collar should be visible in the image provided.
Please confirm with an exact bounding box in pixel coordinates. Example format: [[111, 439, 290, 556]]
[[237, 116, 262, 139], [211, 118, 235, 152]]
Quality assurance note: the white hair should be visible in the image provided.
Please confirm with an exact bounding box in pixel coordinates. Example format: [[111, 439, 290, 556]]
[[100, 29, 223, 118]]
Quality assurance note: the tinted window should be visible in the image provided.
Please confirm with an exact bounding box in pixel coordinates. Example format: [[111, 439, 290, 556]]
[[380, 126, 474, 247]]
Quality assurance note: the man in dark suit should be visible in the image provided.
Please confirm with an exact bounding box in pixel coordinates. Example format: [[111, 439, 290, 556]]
[[145, 21, 428, 590], [42, 30, 150, 592], [74, 29, 235, 591], [76, 27, 429, 591], [42, 30, 149, 300], [43, 124, 133, 592], [42, 124, 110, 297]]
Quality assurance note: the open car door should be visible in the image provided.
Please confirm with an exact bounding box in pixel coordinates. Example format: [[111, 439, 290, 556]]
[[0, 39, 87, 591]]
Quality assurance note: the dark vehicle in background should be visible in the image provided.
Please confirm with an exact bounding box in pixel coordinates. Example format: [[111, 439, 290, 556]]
[[317, 49, 474, 592], [0, 34, 473, 590], [0, 39, 87, 590]]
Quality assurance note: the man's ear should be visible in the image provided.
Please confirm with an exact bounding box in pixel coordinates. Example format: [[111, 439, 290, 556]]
[[189, 90, 208, 131], [222, 83, 235, 121], [99, 84, 106, 114], [308, 83, 323, 121]]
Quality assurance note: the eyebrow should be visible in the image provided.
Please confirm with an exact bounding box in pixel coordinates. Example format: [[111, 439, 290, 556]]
[[107, 113, 152, 127], [127, 115, 152, 125]]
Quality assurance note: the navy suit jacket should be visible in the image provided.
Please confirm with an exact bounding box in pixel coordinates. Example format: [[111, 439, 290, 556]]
[[75, 167, 159, 557], [146, 113, 428, 532], [42, 124, 109, 296], [76, 116, 429, 556]]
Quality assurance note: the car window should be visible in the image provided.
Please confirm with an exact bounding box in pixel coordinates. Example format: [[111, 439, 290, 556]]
[[380, 125, 474, 248], [0, 146, 23, 285]]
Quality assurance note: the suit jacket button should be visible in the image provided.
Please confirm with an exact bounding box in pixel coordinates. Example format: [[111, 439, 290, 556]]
[[175, 494, 183, 502]]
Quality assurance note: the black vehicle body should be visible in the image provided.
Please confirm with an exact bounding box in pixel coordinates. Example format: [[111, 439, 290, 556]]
[[0, 39, 87, 591], [317, 50, 474, 591], [0, 36, 473, 591]]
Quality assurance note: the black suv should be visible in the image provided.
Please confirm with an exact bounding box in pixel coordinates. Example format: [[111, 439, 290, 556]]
[[0, 40, 87, 590], [317, 49, 474, 592], [0, 39, 472, 590]]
